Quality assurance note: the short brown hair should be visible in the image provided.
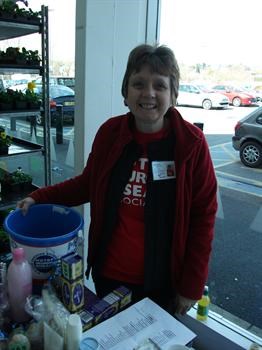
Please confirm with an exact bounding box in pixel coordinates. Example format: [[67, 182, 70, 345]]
[[121, 44, 180, 105]]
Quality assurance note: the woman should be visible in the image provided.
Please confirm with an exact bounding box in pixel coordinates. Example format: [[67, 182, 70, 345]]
[[18, 44, 218, 315]]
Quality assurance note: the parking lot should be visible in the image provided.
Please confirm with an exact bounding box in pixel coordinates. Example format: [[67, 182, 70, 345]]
[[177, 103, 262, 179], [1, 103, 261, 331]]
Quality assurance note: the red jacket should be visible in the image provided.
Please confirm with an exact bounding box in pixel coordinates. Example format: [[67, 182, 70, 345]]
[[31, 107, 217, 300]]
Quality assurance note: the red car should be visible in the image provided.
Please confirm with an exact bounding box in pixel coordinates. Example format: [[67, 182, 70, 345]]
[[212, 85, 257, 107]]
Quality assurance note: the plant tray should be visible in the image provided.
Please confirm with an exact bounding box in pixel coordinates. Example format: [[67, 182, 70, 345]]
[[0, 137, 43, 157], [0, 18, 40, 40]]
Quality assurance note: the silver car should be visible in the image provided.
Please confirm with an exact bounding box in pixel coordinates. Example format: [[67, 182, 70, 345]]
[[232, 106, 262, 168], [177, 83, 229, 110]]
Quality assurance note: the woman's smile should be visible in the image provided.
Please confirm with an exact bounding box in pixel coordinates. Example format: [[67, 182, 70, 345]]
[[139, 103, 157, 109]]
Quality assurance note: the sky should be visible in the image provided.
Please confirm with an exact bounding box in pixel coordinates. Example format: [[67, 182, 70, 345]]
[[4, 0, 76, 62], [159, 0, 262, 68], [4, 0, 262, 70]]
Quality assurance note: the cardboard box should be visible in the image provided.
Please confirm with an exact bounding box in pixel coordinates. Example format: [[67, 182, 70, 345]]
[[113, 285, 132, 309], [78, 309, 95, 331], [61, 276, 84, 312], [77, 286, 132, 331], [61, 252, 83, 281]]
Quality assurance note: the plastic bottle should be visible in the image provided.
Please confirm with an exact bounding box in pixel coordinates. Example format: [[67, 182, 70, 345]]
[[66, 314, 82, 350], [196, 285, 210, 321], [7, 247, 32, 323], [0, 262, 9, 326]]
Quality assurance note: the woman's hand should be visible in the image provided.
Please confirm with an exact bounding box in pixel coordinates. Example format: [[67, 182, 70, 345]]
[[168, 294, 197, 315], [16, 197, 36, 215]]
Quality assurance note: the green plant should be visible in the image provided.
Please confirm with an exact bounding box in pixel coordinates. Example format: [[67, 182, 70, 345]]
[[25, 88, 41, 105], [0, 126, 12, 147], [0, 47, 41, 65], [26, 49, 41, 64], [13, 89, 27, 102], [25, 81, 41, 107], [0, 0, 16, 14], [0, 227, 10, 253], [0, 1, 40, 21], [5, 46, 19, 57], [0, 88, 41, 110], [0, 227, 9, 245], [0, 89, 15, 105], [6, 167, 32, 184]]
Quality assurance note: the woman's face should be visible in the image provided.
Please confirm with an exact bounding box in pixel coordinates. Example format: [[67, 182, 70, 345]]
[[125, 65, 172, 133]]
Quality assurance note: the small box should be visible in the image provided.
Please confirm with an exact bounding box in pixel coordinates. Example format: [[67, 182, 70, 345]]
[[103, 290, 121, 312], [61, 253, 83, 281], [113, 285, 132, 309], [78, 309, 94, 331], [85, 299, 115, 325], [79, 286, 132, 329], [61, 276, 84, 312]]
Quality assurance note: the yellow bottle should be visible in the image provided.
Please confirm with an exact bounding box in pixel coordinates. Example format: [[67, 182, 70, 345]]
[[197, 285, 210, 321]]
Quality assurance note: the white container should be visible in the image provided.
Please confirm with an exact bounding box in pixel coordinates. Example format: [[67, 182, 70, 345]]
[[7, 247, 32, 323], [66, 314, 82, 350]]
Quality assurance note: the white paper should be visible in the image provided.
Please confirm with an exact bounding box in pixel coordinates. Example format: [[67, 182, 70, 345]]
[[82, 298, 196, 350]]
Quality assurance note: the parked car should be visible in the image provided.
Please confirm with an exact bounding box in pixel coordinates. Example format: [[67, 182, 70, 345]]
[[232, 106, 262, 167], [212, 85, 257, 107], [33, 76, 75, 90], [27, 84, 75, 125], [241, 85, 262, 102], [177, 83, 229, 110]]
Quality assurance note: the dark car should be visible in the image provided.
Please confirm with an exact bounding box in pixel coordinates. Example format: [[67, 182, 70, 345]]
[[31, 85, 75, 125], [232, 106, 262, 167]]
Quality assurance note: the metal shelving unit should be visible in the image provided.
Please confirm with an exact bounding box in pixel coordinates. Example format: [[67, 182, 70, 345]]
[[0, 19, 40, 40], [0, 5, 51, 189]]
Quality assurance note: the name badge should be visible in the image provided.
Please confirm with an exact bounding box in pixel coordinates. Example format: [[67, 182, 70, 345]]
[[151, 161, 176, 181]]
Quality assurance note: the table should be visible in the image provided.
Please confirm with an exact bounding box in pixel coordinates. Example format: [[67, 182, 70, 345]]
[[176, 314, 245, 350]]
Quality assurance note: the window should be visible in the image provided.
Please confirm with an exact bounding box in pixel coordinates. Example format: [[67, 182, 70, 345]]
[[160, 0, 262, 338]]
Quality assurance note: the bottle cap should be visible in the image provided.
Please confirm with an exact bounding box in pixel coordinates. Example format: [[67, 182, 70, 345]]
[[12, 248, 25, 263], [203, 285, 209, 295]]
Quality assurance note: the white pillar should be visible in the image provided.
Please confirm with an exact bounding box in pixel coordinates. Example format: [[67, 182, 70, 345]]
[[74, 0, 160, 289]]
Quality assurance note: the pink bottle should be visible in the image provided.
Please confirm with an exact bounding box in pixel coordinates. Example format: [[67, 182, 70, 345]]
[[7, 247, 32, 323]]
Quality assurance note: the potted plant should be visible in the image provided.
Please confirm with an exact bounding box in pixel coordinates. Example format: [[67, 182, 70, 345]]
[[16, 46, 27, 65], [0, 126, 12, 155], [0, 89, 14, 110], [5, 47, 19, 64], [25, 81, 41, 109], [13, 90, 27, 110], [0, 0, 16, 19], [26, 49, 41, 66], [0, 1, 40, 23], [0, 227, 10, 254], [2, 167, 32, 192], [0, 50, 7, 64], [0, 47, 41, 66], [0, 209, 12, 254]]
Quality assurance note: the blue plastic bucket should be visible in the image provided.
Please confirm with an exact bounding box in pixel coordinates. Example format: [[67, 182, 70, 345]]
[[4, 204, 84, 281]]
